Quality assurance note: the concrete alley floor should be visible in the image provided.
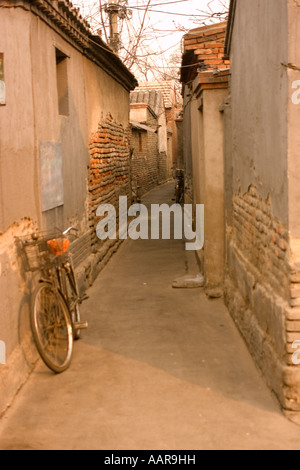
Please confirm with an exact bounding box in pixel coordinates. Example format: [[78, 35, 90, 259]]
[[1, 182, 300, 450]]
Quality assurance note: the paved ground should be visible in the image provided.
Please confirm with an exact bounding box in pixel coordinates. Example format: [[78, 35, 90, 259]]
[[1, 182, 300, 450]]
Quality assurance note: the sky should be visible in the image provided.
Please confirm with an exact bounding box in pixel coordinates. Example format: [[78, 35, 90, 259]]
[[72, 0, 229, 80]]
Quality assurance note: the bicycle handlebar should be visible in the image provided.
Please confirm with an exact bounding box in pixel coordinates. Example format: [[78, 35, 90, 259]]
[[63, 226, 79, 236]]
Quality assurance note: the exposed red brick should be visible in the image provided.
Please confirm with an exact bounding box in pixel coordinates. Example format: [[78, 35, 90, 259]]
[[88, 114, 131, 240], [181, 21, 230, 85]]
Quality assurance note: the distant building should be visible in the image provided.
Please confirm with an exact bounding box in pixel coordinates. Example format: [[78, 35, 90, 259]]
[[130, 88, 168, 197], [134, 81, 182, 173]]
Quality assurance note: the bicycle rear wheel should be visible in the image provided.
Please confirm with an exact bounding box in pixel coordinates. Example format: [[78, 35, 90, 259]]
[[31, 282, 73, 373], [175, 185, 181, 204]]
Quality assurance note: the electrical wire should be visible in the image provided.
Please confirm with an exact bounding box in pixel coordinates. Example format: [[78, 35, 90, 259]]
[[72, 0, 230, 82]]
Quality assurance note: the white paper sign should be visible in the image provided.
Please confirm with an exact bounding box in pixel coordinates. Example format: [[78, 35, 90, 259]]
[[0, 340, 6, 365], [40, 141, 64, 211], [0, 80, 5, 105]]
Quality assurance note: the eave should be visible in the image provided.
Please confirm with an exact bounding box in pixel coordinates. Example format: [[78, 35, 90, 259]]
[[224, 0, 237, 59], [0, 0, 138, 92]]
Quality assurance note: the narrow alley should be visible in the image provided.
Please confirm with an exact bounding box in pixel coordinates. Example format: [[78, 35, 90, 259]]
[[1, 183, 300, 450]]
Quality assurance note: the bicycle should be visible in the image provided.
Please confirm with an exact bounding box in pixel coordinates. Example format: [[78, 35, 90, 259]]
[[15, 227, 88, 373], [175, 169, 184, 204]]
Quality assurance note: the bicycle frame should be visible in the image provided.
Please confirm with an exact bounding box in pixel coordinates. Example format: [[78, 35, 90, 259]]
[[51, 255, 79, 307], [39, 248, 86, 339]]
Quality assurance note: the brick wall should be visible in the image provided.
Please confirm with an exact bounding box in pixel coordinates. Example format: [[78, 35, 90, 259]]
[[130, 125, 166, 199], [181, 21, 230, 214], [181, 22, 230, 85], [130, 129, 149, 198], [147, 128, 160, 189], [232, 185, 290, 299], [86, 114, 131, 281], [225, 184, 300, 415], [183, 22, 229, 64]]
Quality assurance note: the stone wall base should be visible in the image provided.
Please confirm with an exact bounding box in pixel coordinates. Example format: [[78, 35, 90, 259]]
[[225, 240, 300, 424], [76, 238, 123, 294], [0, 333, 38, 418]]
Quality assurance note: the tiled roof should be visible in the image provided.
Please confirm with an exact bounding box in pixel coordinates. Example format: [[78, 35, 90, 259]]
[[0, 0, 137, 91], [134, 81, 178, 108], [130, 121, 156, 133], [130, 89, 164, 117], [2, 0, 91, 48]]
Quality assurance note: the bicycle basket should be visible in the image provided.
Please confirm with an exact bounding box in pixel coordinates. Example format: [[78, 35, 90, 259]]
[[47, 238, 70, 256], [16, 231, 70, 272]]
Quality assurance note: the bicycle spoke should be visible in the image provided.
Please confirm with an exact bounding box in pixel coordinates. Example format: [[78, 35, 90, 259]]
[[31, 283, 73, 373]]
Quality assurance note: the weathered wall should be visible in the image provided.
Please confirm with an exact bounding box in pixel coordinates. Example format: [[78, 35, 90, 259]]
[[130, 101, 167, 197], [189, 83, 227, 295], [181, 22, 230, 211], [0, 7, 44, 416], [0, 8, 39, 232], [175, 118, 184, 170], [223, 0, 300, 421], [88, 113, 131, 283], [181, 21, 230, 294], [0, 4, 134, 416], [284, 0, 300, 423], [31, 13, 90, 233], [130, 126, 159, 197], [229, 0, 288, 223], [130, 129, 148, 198], [182, 87, 193, 205], [84, 59, 130, 132], [201, 88, 227, 294], [287, 0, 300, 239], [166, 106, 178, 171]]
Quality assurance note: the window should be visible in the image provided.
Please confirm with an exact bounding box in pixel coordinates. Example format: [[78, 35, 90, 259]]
[[139, 132, 143, 152], [55, 48, 69, 116]]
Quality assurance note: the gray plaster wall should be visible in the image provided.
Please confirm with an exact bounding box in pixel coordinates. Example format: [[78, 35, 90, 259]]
[[230, 0, 289, 224], [0, 7, 131, 235], [287, 0, 300, 238], [224, 0, 300, 421], [0, 8, 39, 232]]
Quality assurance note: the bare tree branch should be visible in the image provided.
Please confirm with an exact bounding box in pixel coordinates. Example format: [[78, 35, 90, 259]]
[[72, 0, 230, 82]]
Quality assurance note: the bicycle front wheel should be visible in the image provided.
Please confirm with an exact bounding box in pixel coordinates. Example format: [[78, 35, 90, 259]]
[[31, 282, 73, 373]]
